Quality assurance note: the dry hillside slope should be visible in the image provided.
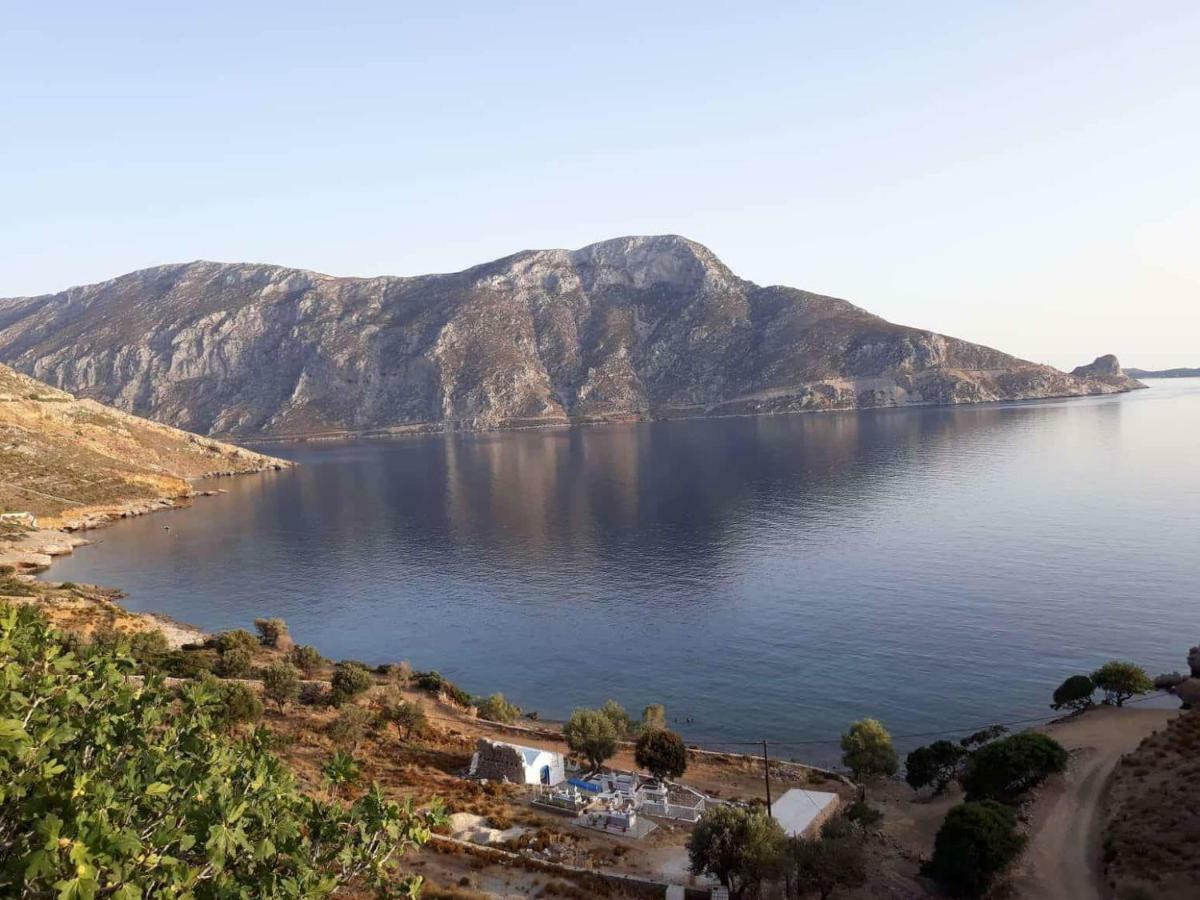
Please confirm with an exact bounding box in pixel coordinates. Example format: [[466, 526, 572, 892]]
[[0, 363, 286, 526], [0, 235, 1144, 437]]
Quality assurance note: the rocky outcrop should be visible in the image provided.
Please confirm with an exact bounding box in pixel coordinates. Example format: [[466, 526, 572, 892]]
[[0, 236, 1146, 437], [1072, 354, 1123, 377]]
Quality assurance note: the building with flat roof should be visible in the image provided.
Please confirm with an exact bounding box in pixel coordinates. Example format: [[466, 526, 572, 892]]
[[771, 789, 840, 838]]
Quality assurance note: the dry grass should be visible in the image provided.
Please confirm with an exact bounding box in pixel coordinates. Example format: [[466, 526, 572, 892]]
[[0, 363, 285, 524], [1104, 709, 1200, 900]]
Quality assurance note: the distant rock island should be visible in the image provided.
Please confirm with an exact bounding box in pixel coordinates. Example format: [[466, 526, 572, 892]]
[[0, 236, 1145, 437], [1123, 367, 1200, 379]]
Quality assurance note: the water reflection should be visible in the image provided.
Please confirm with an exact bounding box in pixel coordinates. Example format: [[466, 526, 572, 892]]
[[47, 384, 1200, 762]]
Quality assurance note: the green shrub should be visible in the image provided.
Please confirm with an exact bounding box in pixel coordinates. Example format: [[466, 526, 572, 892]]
[[254, 617, 290, 648], [476, 692, 519, 724], [845, 800, 884, 829], [0, 603, 441, 897], [331, 661, 373, 705], [791, 833, 867, 898], [328, 705, 374, 750], [962, 733, 1068, 801], [413, 670, 471, 707], [218, 679, 264, 727], [94, 628, 172, 674], [214, 628, 258, 655], [386, 700, 427, 741], [289, 643, 324, 677], [923, 801, 1027, 896], [1052, 674, 1096, 711], [217, 645, 253, 678], [262, 661, 301, 710], [162, 649, 215, 679]]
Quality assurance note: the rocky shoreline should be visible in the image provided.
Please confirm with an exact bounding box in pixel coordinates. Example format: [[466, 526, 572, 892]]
[[0, 474, 288, 646]]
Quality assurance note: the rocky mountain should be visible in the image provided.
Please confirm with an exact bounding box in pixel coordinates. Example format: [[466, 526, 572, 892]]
[[0, 236, 1145, 438], [0, 363, 285, 526]]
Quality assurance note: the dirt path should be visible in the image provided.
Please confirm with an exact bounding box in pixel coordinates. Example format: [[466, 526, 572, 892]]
[[1012, 706, 1179, 900]]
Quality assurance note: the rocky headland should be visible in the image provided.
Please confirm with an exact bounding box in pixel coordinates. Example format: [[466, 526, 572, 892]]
[[0, 236, 1145, 438]]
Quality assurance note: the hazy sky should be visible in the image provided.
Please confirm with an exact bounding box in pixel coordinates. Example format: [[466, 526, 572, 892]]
[[4, 2, 1198, 369]]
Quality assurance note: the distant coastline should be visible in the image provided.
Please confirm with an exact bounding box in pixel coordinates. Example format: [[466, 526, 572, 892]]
[[1124, 368, 1200, 379]]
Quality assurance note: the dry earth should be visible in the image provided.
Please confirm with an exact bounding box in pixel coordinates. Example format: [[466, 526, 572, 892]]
[[0, 362, 286, 527]]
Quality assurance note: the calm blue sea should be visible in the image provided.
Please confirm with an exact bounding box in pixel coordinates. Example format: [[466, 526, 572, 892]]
[[48, 379, 1200, 763]]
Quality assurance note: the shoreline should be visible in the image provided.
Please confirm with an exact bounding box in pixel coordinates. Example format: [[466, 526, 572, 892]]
[[226, 380, 1148, 444], [0, 467, 289, 645]]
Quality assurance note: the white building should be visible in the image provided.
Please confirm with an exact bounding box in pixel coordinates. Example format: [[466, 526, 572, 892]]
[[468, 739, 565, 786], [771, 789, 841, 838]]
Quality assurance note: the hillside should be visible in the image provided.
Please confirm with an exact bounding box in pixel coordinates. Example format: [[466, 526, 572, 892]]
[[0, 363, 286, 527], [0, 236, 1144, 438]]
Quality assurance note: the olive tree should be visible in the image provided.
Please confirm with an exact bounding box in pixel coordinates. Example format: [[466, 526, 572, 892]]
[[564, 708, 618, 771], [262, 660, 301, 710], [1091, 660, 1153, 706], [841, 718, 898, 795], [688, 804, 786, 897], [289, 643, 325, 677], [600, 698, 633, 738]]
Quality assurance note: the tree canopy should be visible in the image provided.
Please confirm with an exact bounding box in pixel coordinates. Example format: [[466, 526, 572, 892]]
[[841, 719, 898, 788], [905, 740, 968, 794], [0, 603, 439, 898], [688, 804, 785, 896], [634, 728, 688, 782], [563, 709, 618, 771], [923, 801, 1027, 897], [1051, 674, 1096, 711], [962, 732, 1068, 801], [1091, 661, 1153, 706]]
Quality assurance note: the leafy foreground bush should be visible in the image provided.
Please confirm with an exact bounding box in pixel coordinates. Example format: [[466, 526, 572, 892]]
[[0, 604, 440, 898], [923, 801, 1027, 897]]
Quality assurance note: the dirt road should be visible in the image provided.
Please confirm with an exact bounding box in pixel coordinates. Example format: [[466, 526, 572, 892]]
[[1012, 705, 1179, 900]]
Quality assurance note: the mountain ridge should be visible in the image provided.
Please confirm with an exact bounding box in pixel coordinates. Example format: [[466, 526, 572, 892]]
[[0, 236, 1144, 438]]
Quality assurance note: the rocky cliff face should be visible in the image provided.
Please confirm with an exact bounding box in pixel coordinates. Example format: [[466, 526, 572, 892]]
[[0, 236, 1145, 437]]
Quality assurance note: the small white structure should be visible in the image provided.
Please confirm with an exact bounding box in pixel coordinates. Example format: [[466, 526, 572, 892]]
[[468, 738, 565, 786], [771, 789, 841, 838]]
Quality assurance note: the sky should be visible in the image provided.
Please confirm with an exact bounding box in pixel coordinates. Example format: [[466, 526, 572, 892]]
[[3, 2, 1198, 370]]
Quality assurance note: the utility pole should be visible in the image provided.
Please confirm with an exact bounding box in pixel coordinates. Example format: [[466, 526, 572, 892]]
[[761, 739, 772, 817]]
